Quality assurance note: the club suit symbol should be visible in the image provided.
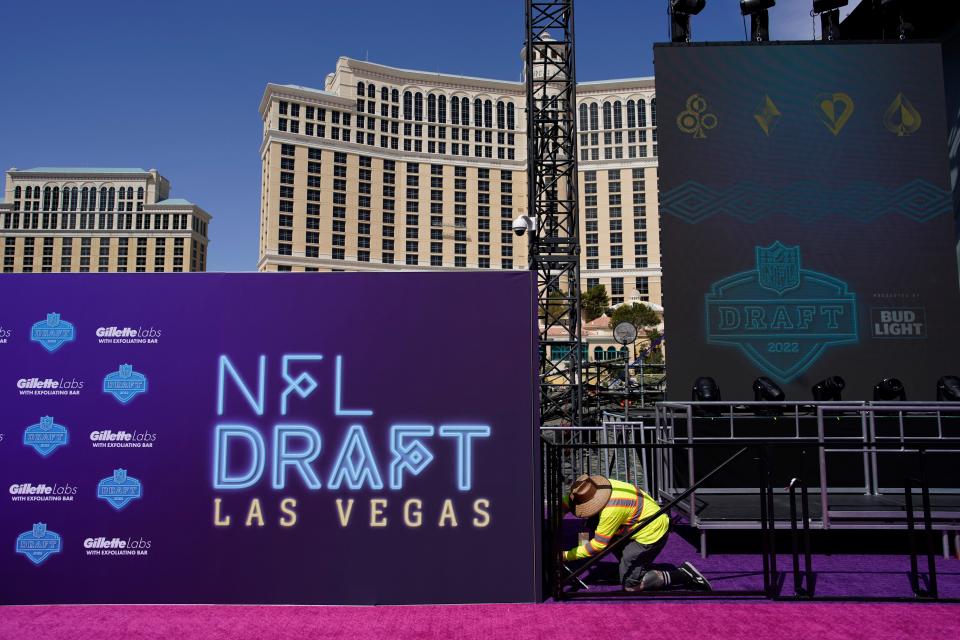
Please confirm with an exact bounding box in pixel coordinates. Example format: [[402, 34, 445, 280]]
[[816, 93, 854, 136], [883, 92, 922, 136], [677, 94, 718, 139]]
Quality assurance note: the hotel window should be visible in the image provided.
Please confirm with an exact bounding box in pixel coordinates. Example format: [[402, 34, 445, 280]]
[[637, 99, 647, 127]]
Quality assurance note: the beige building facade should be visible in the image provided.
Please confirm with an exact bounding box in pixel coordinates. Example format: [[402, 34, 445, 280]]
[[258, 54, 661, 306], [0, 168, 211, 273]]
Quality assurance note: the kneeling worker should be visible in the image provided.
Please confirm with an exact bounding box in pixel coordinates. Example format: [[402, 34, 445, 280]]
[[563, 474, 711, 592]]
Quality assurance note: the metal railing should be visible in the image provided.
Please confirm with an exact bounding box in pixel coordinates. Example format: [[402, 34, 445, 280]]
[[541, 437, 959, 602]]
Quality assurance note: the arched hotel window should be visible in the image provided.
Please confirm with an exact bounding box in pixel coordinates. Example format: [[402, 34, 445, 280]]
[[603, 102, 612, 129], [607, 346, 617, 360], [392, 89, 399, 103], [414, 93, 423, 121], [127, 187, 134, 199], [108, 187, 116, 211], [461, 97, 470, 124], [357, 81, 365, 96], [438, 95, 446, 123], [589, 103, 598, 130], [51, 187, 60, 211], [627, 100, 636, 128], [613, 101, 623, 129], [80, 188, 88, 211], [14, 186, 21, 199], [403, 91, 413, 120], [428, 94, 437, 122], [70, 187, 78, 211], [579, 104, 588, 131], [497, 101, 505, 129], [451, 97, 460, 124], [474, 99, 483, 127], [137, 187, 144, 200], [43, 187, 51, 210], [381, 86, 389, 101], [507, 103, 515, 130], [99, 187, 108, 212], [651, 98, 657, 126], [594, 347, 604, 362], [484, 100, 493, 129], [637, 99, 647, 127], [367, 83, 375, 99]]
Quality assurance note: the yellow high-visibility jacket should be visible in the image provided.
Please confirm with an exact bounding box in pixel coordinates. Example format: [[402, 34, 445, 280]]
[[564, 479, 669, 562]]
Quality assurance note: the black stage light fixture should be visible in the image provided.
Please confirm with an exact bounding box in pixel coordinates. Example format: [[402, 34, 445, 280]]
[[812, 0, 847, 41], [692, 376, 721, 401], [692, 376, 721, 416], [873, 377, 906, 401], [670, 0, 707, 43], [879, 0, 912, 40], [740, 0, 775, 42], [936, 376, 960, 402], [753, 376, 785, 416], [811, 376, 845, 402]]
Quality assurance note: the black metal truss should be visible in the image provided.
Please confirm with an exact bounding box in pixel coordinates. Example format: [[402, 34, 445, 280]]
[[526, 0, 583, 428]]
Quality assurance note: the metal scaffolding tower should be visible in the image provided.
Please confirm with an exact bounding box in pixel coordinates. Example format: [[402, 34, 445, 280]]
[[525, 0, 583, 427]]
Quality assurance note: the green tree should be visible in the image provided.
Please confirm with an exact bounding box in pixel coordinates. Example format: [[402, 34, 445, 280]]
[[643, 328, 664, 364], [608, 302, 660, 331], [543, 288, 569, 325], [581, 285, 609, 321]]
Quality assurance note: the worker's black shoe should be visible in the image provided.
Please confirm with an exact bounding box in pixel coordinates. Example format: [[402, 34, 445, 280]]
[[679, 562, 712, 591]]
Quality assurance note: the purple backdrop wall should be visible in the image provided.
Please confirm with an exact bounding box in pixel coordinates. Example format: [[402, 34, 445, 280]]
[[0, 272, 541, 605]]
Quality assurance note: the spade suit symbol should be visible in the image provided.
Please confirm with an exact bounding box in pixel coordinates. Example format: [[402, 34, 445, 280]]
[[883, 92, 922, 136]]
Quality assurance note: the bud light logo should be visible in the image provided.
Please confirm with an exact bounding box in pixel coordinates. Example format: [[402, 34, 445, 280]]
[[30, 313, 75, 353], [15, 523, 62, 565], [96, 469, 143, 510], [102, 364, 148, 404], [23, 416, 69, 457], [705, 242, 858, 382]]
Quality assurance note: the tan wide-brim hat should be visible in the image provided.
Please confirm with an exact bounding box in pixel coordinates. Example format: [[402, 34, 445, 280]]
[[569, 474, 612, 518]]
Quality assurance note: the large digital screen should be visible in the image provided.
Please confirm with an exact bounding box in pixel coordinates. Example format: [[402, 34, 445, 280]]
[[655, 42, 959, 400], [0, 272, 540, 605]]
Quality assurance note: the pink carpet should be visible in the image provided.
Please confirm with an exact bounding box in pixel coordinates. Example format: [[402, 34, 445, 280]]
[[1, 603, 958, 640]]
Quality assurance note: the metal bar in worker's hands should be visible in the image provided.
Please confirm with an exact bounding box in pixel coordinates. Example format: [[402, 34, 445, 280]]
[[559, 446, 749, 589]]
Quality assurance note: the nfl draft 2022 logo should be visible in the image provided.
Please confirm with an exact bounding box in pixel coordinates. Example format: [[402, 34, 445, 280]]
[[97, 468, 143, 510], [23, 416, 69, 457], [705, 242, 858, 382], [102, 364, 148, 404], [15, 523, 62, 565], [30, 313, 75, 353]]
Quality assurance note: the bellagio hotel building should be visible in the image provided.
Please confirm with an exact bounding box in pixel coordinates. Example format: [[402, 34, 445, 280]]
[[259, 53, 660, 306], [1, 168, 211, 273]]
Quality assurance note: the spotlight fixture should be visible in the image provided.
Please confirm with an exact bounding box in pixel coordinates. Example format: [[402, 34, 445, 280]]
[[740, 0, 775, 42], [936, 376, 960, 402], [670, 0, 707, 43], [873, 377, 906, 401], [812, 0, 848, 41], [811, 376, 845, 401], [752, 376, 785, 416], [879, 0, 912, 40], [692, 376, 721, 416]]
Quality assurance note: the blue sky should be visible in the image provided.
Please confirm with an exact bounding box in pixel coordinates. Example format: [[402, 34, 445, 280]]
[[0, 0, 852, 272]]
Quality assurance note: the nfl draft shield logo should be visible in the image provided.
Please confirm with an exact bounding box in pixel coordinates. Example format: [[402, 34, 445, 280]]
[[96, 468, 143, 510], [30, 313, 75, 353], [23, 416, 69, 457], [103, 364, 148, 404], [705, 243, 858, 382], [16, 523, 62, 565]]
